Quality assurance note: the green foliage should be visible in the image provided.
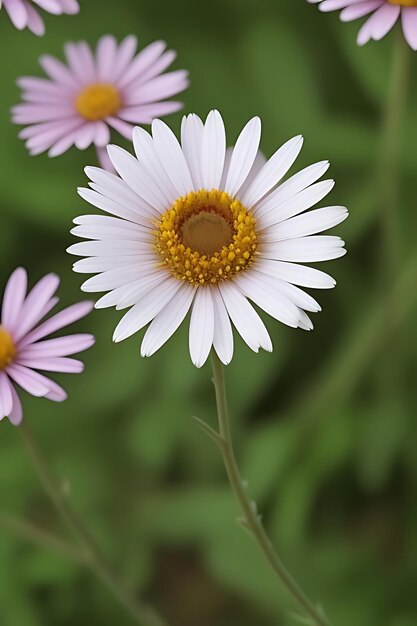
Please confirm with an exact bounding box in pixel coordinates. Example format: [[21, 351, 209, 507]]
[[1, 1, 417, 625]]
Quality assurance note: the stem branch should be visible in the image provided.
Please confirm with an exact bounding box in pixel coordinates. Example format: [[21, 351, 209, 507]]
[[19, 422, 166, 626]]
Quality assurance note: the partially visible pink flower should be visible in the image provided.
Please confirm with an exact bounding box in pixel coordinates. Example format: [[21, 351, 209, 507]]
[[1, 0, 79, 36], [308, 0, 417, 49], [12, 35, 189, 169], [0, 268, 94, 425]]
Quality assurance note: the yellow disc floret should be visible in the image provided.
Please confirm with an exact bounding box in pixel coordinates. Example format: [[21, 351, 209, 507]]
[[75, 83, 121, 121], [155, 189, 258, 286], [0, 326, 16, 371], [388, 0, 417, 5]]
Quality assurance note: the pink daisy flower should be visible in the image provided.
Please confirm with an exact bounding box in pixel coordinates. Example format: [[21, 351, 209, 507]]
[[12, 35, 189, 169], [308, 0, 417, 49], [0, 268, 95, 425], [1, 0, 79, 36]]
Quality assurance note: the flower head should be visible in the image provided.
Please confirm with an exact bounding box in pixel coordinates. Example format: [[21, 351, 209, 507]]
[[69, 111, 347, 368], [0, 268, 94, 425], [309, 0, 417, 49], [12, 35, 189, 168], [1, 0, 79, 36]]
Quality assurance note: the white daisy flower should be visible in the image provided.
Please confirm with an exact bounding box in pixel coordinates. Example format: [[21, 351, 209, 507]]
[[68, 110, 348, 367]]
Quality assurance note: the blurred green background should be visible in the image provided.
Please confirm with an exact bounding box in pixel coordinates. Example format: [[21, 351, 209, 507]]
[[1, 0, 417, 624]]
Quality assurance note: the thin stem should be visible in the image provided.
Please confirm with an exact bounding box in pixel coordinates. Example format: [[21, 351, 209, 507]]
[[0, 512, 88, 564], [378, 26, 410, 281], [210, 352, 329, 626], [19, 422, 166, 626]]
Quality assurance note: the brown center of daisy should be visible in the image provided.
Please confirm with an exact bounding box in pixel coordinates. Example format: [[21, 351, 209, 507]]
[[155, 189, 258, 285], [0, 326, 16, 371], [387, 0, 417, 5], [75, 83, 121, 121]]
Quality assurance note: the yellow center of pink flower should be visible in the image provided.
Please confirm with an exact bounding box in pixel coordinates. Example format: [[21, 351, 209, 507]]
[[75, 83, 121, 121], [0, 326, 16, 371], [387, 0, 417, 6], [155, 189, 258, 285]]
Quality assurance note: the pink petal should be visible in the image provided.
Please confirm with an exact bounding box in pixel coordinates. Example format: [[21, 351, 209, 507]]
[[1, 267, 27, 333], [18, 301, 93, 348], [96, 35, 118, 82], [119, 101, 183, 124], [39, 54, 79, 88], [8, 384, 23, 426], [118, 40, 167, 90], [112, 35, 138, 82], [123, 70, 189, 106], [357, 3, 400, 45], [3, 0, 29, 30], [18, 333, 95, 358], [17, 356, 84, 374], [7, 364, 51, 397], [340, 0, 382, 22], [24, 0, 46, 35], [401, 7, 417, 50], [14, 274, 60, 343], [0, 372, 14, 418]]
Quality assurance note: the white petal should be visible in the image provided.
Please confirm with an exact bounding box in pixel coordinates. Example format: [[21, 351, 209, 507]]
[[141, 284, 195, 356], [73, 255, 151, 274], [266, 278, 321, 313], [151, 119, 194, 196], [235, 150, 267, 197], [95, 270, 166, 310], [211, 287, 234, 365], [224, 117, 262, 197], [71, 220, 151, 242], [241, 135, 303, 207], [81, 264, 153, 293], [67, 240, 149, 257], [132, 126, 178, 204], [113, 277, 182, 341], [85, 166, 156, 220], [235, 272, 302, 328], [78, 187, 144, 225], [261, 235, 346, 262], [258, 180, 335, 230], [263, 206, 348, 242], [255, 259, 336, 289], [200, 110, 226, 190], [219, 281, 272, 353], [255, 160, 330, 219], [181, 113, 204, 189], [189, 287, 215, 368], [107, 145, 168, 211]]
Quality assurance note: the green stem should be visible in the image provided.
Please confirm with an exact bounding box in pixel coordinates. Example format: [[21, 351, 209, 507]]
[[210, 352, 329, 626], [19, 422, 166, 626], [378, 26, 410, 281], [0, 512, 88, 564]]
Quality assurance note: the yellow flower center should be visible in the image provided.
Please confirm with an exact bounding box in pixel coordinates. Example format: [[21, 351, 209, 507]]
[[0, 326, 16, 371], [155, 189, 258, 286], [75, 83, 121, 121], [387, 0, 417, 6]]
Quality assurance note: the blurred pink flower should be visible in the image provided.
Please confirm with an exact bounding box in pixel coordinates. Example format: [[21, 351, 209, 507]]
[[1, 0, 79, 36], [308, 0, 417, 49], [0, 268, 94, 425], [12, 35, 189, 168]]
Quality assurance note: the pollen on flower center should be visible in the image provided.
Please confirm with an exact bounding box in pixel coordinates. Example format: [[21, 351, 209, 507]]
[[75, 83, 121, 121], [0, 326, 16, 370], [387, 0, 417, 5], [155, 189, 258, 285]]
